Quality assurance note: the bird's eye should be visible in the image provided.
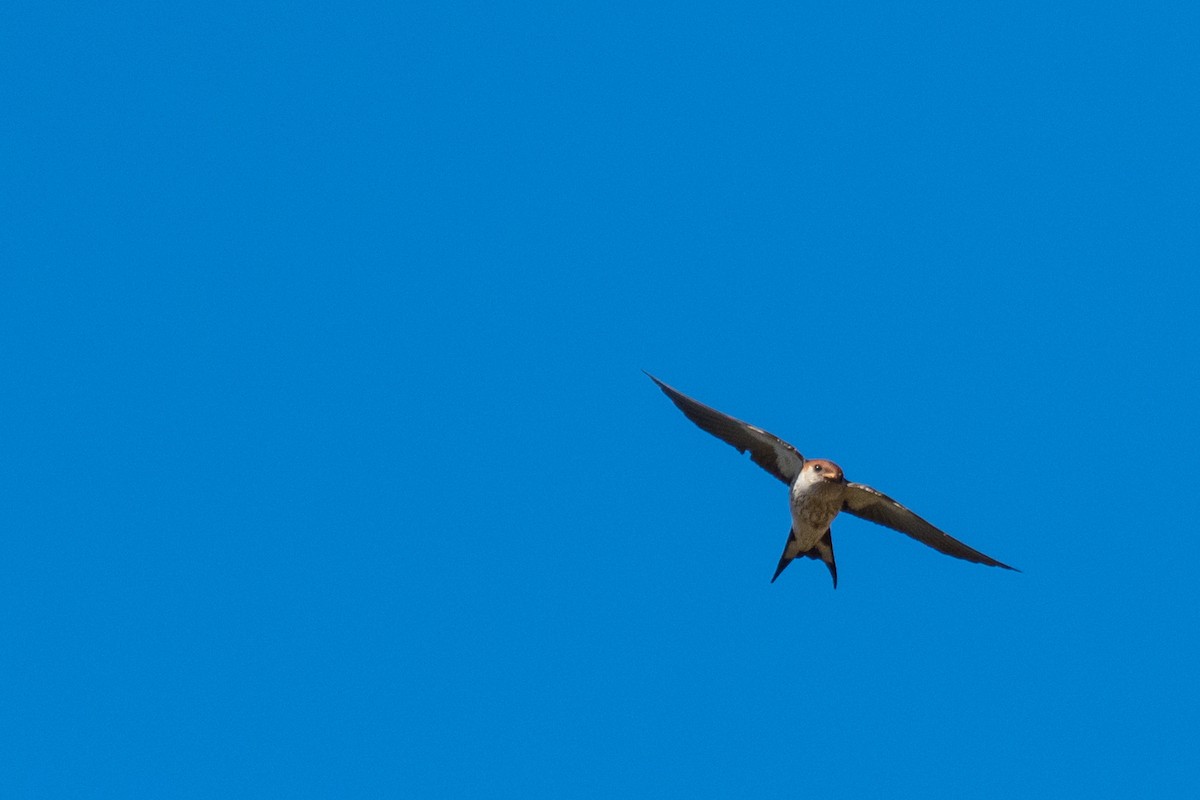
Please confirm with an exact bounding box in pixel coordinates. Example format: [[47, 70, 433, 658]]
[[813, 464, 822, 472]]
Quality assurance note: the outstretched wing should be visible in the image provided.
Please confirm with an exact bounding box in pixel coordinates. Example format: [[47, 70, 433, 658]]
[[645, 372, 803, 485], [842, 482, 1016, 570]]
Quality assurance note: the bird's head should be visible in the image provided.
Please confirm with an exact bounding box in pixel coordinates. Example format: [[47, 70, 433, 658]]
[[802, 459, 845, 484]]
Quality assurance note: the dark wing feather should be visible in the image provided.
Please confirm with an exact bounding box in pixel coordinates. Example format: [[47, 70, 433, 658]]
[[645, 373, 803, 485], [842, 483, 1017, 570]]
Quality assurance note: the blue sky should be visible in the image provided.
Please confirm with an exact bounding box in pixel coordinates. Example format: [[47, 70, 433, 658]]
[[3, 0, 1199, 796]]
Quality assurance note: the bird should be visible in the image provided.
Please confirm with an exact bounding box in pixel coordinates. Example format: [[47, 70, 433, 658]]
[[645, 372, 1016, 587]]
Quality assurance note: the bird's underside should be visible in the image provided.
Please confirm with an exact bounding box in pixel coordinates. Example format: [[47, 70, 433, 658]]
[[645, 372, 1016, 587]]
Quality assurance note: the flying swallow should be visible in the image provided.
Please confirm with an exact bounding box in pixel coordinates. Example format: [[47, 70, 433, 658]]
[[645, 373, 1016, 587]]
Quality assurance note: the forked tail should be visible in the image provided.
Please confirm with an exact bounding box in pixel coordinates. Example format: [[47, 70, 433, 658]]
[[771, 528, 837, 588]]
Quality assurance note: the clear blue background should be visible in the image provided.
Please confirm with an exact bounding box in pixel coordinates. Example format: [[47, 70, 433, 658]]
[[3, 0, 1198, 796]]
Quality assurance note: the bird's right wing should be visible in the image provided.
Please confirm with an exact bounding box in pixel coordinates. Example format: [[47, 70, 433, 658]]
[[842, 482, 1016, 570], [645, 373, 804, 485]]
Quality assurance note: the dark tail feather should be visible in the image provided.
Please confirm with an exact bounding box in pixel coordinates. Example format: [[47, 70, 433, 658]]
[[771, 529, 797, 583], [801, 529, 838, 589], [772, 529, 838, 587]]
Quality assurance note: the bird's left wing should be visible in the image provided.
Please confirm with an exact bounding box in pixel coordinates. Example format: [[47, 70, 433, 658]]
[[645, 373, 804, 485], [842, 483, 1016, 570]]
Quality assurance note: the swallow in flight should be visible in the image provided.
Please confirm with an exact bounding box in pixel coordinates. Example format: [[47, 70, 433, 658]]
[[646, 373, 1016, 587]]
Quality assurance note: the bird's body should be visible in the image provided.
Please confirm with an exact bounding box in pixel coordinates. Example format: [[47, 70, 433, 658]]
[[789, 461, 846, 546], [645, 373, 1016, 587], [774, 459, 847, 585]]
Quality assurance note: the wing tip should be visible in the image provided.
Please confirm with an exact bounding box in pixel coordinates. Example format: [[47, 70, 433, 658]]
[[643, 370, 678, 398]]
